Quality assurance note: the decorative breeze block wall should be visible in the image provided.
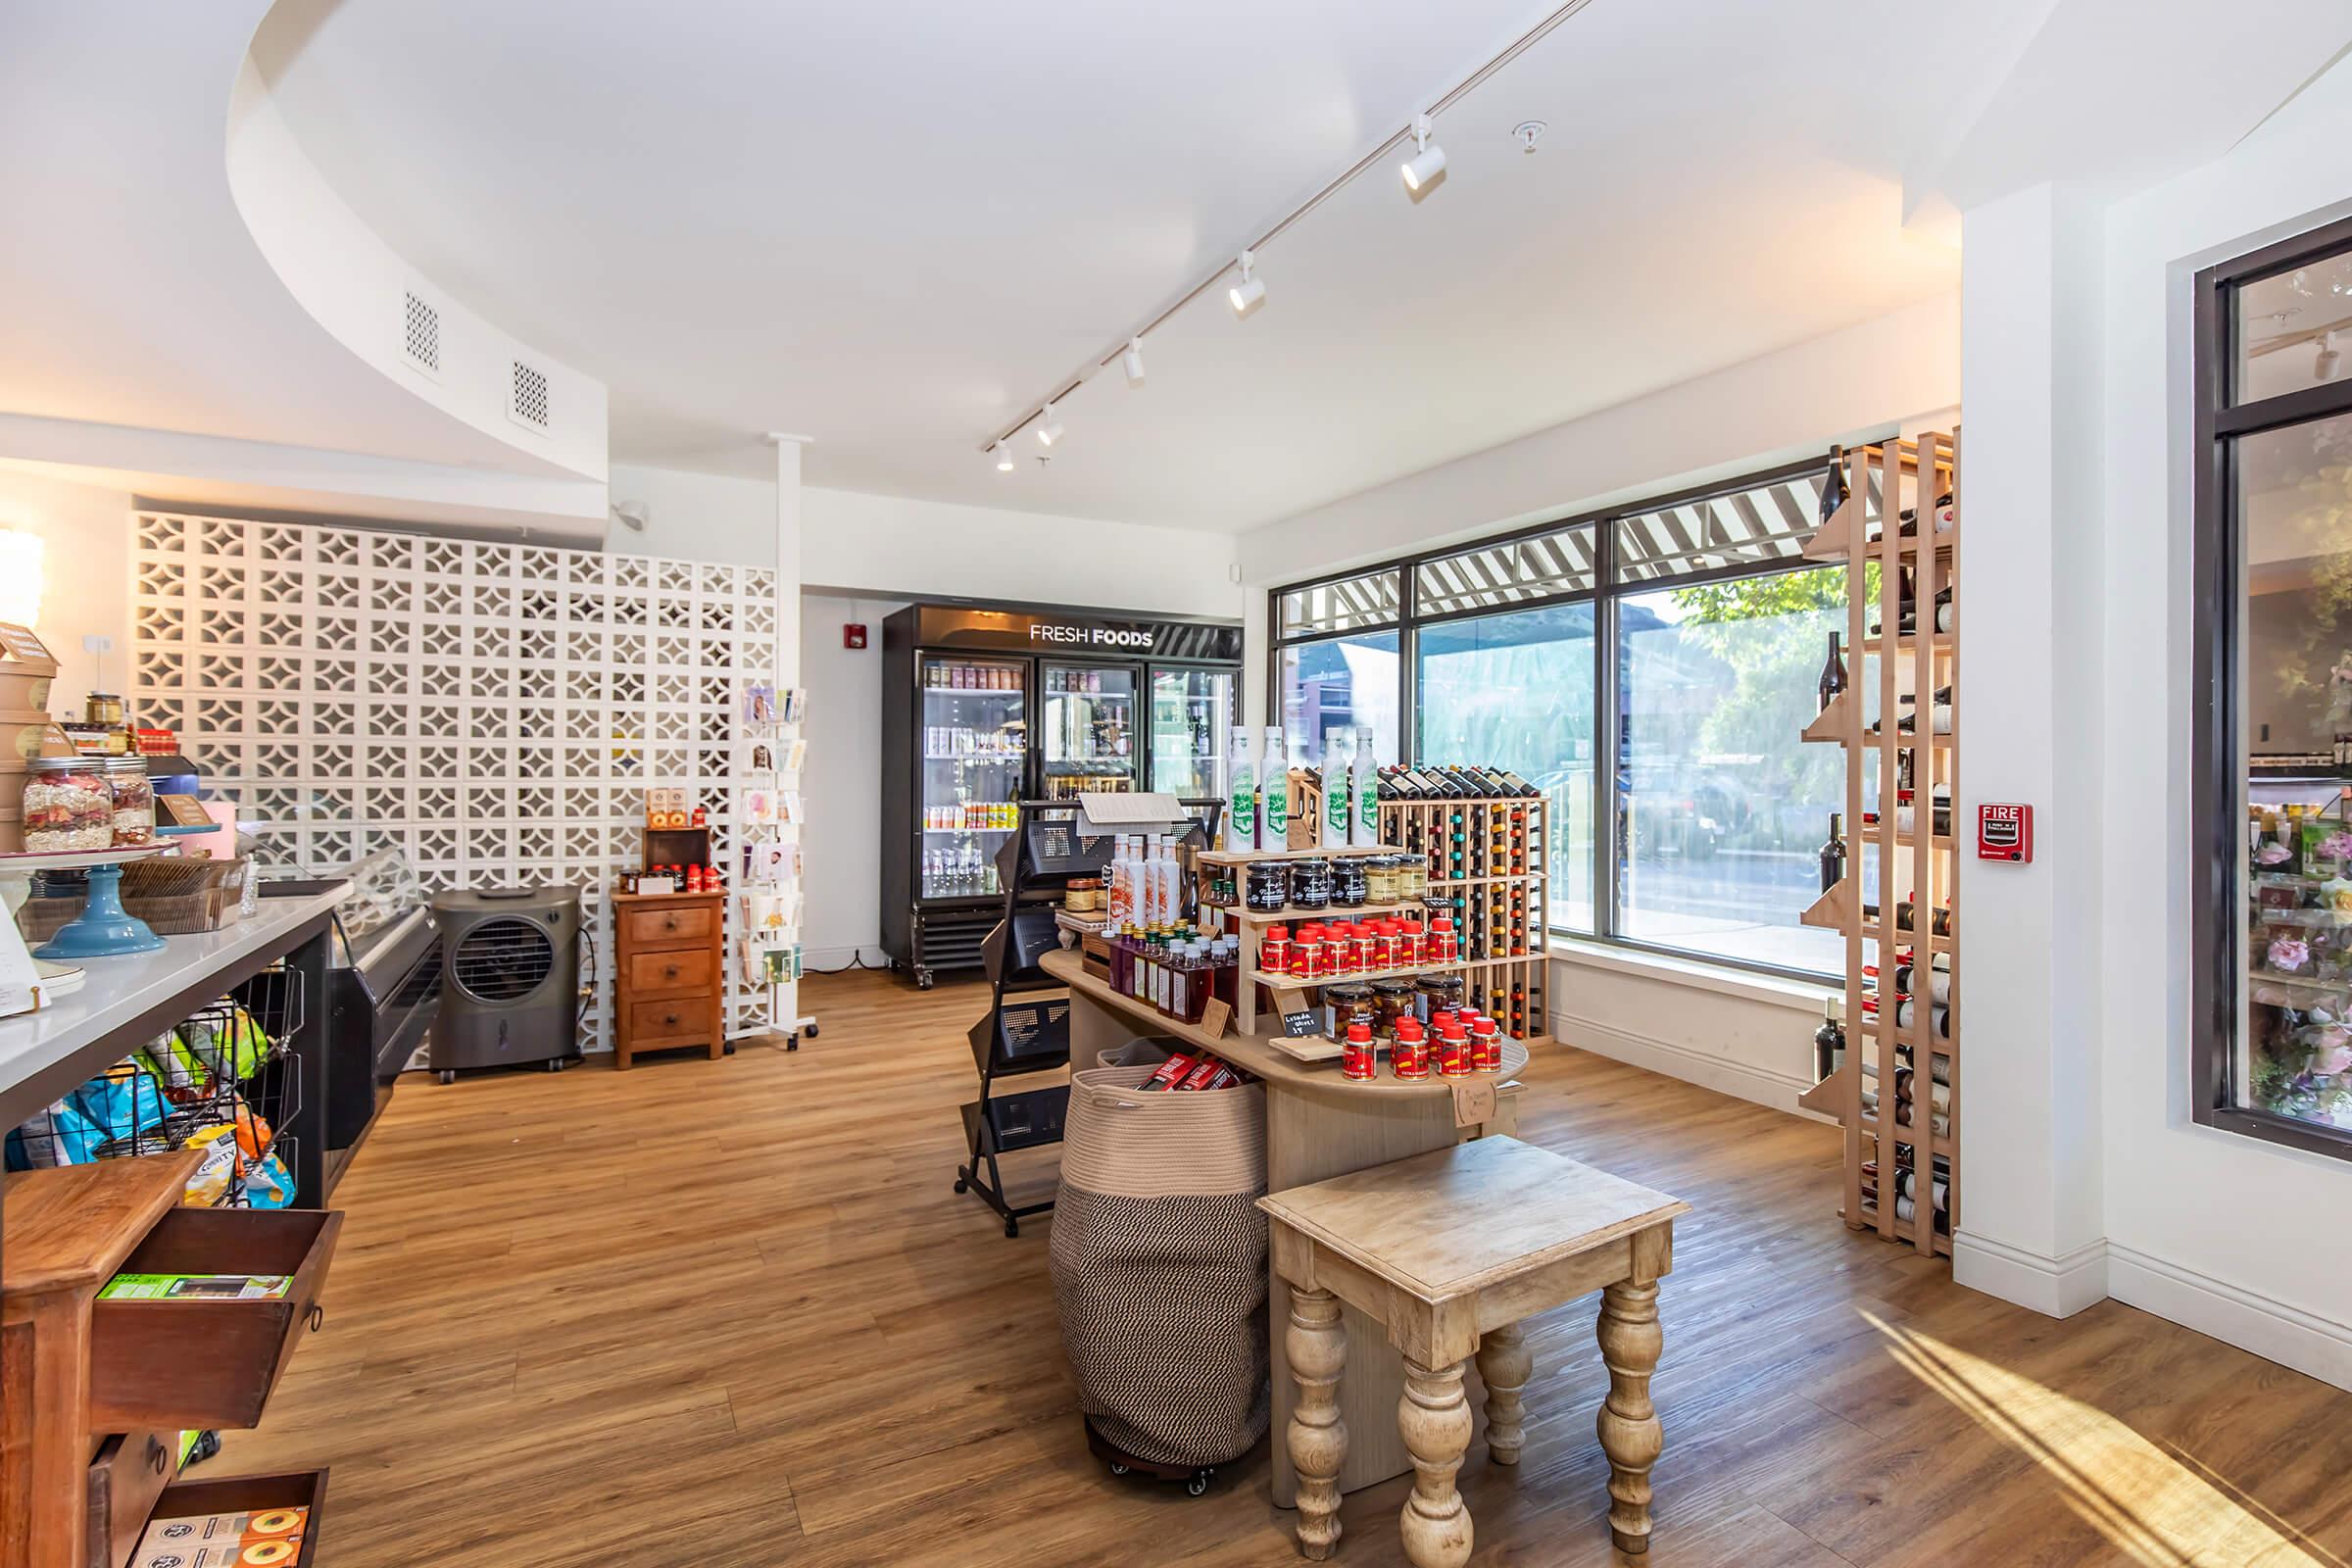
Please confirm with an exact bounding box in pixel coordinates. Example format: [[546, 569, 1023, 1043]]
[[130, 511, 784, 1051]]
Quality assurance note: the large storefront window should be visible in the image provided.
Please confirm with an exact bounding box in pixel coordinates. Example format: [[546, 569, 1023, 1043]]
[[1269, 460, 1838, 980], [1616, 569, 1843, 971], [1416, 604, 1596, 932], [2193, 218, 2352, 1160]]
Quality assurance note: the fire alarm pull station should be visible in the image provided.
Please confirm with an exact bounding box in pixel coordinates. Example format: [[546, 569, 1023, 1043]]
[[1979, 803, 2033, 862], [844, 623, 868, 650]]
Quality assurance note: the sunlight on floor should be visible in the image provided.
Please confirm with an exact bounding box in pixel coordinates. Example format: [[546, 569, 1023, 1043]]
[[1865, 1312, 2346, 1568]]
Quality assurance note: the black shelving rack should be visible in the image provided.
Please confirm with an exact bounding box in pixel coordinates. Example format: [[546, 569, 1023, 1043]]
[[955, 800, 1112, 1237]]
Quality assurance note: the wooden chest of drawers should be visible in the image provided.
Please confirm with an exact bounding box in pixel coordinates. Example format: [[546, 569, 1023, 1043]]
[[611, 890, 724, 1069]]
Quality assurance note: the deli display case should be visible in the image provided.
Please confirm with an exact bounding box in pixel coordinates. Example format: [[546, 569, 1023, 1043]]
[[880, 604, 1241, 988]]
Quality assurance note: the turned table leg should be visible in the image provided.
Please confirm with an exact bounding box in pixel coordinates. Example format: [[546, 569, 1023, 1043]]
[[1595, 1280, 1664, 1553], [1397, 1357, 1473, 1568], [1287, 1287, 1348, 1560], [1475, 1321, 1531, 1466]]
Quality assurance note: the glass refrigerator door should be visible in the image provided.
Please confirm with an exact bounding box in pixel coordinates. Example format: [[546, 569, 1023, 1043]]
[[919, 653, 1027, 899], [1150, 666, 1233, 803], [1040, 662, 1137, 798]]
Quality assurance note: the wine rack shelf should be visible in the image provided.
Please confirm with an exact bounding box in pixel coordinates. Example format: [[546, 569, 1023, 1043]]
[[1801, 432, 1961, 1259], [1379, 792, 1550, 1047]]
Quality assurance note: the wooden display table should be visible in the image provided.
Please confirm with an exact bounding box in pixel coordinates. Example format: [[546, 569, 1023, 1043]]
[[1260, 1136, 1689, 1563], [1038, 948, 1529, 1505]]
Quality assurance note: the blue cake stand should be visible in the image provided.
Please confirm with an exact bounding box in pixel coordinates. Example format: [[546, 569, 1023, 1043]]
[[0, 845, 172, 960]]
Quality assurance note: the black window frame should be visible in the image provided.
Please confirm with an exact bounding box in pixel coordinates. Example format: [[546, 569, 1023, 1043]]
[[2190, 212, 2352, 1163], [1267, 453, 1851, 985]]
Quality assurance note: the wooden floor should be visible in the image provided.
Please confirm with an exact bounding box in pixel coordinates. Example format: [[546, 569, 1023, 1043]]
[[222, 970, 2352, 1567]]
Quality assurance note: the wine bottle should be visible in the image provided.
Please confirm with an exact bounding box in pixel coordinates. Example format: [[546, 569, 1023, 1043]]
[[1496, 768, 1541, 798], [1819, 812, 1845, 893], [1813, 1001, 1845, 1081], [1817, 631, 1847, 710], [1819, 446, 1848, 523]]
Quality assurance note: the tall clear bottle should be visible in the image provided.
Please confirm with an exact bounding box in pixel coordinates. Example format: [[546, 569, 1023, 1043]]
[[1323, 728, 1354, 847], [1228, 725, 1257, 854], [1350, 724, 1380, 847], [1260, 725, 1289, 851]]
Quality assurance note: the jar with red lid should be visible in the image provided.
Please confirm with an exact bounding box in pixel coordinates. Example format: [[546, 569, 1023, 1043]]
[[1470, 1015, 1502, 1072], [1331, 920, 1361, 978], [1260, 923, 1291, 977], [1290, 923, 1320, 982], [1430, 914, 1457, 962], [1311, 924, 1338, 981], [1391, 1018, 1430, 1080], [1429, 1007, 1459, 1039], [1367, 919, 1395, 971], [1397, 919, 1425, 966], [1342, 1020, 1378, 1081], [1436, 1017, 1472, 1077]]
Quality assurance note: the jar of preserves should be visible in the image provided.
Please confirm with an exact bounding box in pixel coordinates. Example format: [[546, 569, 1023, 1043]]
[[1470, 1015, 1502, 1072], [1436, 1016, 1473, 1078], [1246, 860, 1291, 913], [1371, 979, 1416, 1039], [23, 758, 115, 852], [104, 757, 154, 847], [1329, 856, 1368, 909], [1364, 854, 1400, 906], [1342, 1020, 1378, 1081], [1290, 923, 1321, 982], [1330, 920, 1362, 978], [1288, 857, 1332, 911], [1399, 856, 1429, 900], [1391, 1017, 1430, 1080], [1429, 914, 1457, 962], [1416, 972, 1464, 1023], [84, 692, 126, 728], [1259, 923, 1291, 978], [1323, 982, 1375, 1041]]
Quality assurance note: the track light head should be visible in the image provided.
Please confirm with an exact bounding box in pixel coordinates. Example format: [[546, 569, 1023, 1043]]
[[993, 442, 1015, 472], [1121, 336, 1147, 388], [1228, 250, 1267, 318], [1401, 114, 1447, 197], [2320, 331, 2341, 382], [1036, 403, 1064, 447]]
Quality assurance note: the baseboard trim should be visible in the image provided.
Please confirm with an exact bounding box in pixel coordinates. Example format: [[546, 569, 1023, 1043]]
[[2106, 1241, 2352, 1394], [1549, 1010, 1815, 1114], [803, 944, 888, 971], [1951, 1232, 2110, 1318]]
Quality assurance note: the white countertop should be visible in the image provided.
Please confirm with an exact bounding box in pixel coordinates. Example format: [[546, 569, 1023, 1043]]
[[0, 883, 350, 1102]]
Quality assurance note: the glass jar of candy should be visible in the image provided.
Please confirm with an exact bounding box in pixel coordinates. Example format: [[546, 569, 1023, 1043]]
[[23, 758, 115, 852]]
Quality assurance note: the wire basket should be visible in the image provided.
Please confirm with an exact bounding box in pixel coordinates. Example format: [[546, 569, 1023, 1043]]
[[2, 964, 306, 1208]]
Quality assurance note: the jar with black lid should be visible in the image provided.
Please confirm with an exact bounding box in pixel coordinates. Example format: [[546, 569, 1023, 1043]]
[[1415, 971, 1464, 1023], [1246, 861, 1291, 913], [1370, 978, 1416, 1039], [1288, 857, 1332, 911], [1329, 856, 1368, 909]]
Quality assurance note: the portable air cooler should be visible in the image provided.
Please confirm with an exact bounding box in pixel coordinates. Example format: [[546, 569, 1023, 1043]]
[[427, 887, 582, 1081]]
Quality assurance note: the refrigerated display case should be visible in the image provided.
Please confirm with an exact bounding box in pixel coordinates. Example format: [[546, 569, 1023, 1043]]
[[1042, 660, 1138, 798], [1149, 664, 1236, 801], [881, 605, 1242, 988]]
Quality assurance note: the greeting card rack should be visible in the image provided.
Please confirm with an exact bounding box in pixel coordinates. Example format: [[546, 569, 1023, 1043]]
[[1794, 432, 1961, 1258], [730, 679, 814, 1050]]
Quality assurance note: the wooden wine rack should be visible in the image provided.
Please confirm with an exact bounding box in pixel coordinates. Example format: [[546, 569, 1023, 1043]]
[[1380, 792, 1551, 1046], [1795, 432, 1960, 1257]]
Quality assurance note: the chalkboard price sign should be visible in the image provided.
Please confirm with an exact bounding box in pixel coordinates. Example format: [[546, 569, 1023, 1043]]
[[1280, 1008, 1324, 1039]]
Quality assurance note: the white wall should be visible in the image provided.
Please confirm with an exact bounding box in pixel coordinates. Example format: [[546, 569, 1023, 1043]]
[[0, 466, 135, 700], [612, 463, 1245, 620], [800, 593, 906, 968], [2094, 63, 2352, 1385]]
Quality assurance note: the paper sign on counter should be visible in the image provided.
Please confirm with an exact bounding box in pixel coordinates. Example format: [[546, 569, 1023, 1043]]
[[1450, 1077, 1496, 1129]]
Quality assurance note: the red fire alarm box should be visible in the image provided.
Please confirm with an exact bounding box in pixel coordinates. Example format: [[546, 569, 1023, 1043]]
[[843, 623, 868, 650], [1978, 802, 2033, 862]]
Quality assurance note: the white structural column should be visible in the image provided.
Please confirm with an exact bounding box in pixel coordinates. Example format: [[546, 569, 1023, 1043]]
[[767, 432, 810, 1034], [1951, 182, 2111, 1315]]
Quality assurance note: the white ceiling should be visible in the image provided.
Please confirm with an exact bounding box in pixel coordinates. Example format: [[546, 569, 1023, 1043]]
[[250, 0, 1978, 532]]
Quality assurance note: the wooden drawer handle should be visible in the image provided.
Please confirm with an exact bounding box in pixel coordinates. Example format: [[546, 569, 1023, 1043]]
[[149, 1439, 168, 1476], [662, 1011, 681, 1027], [662, 916, 680, 932], [662, 963, 681, 980], [309, 1303, 325, 1333]]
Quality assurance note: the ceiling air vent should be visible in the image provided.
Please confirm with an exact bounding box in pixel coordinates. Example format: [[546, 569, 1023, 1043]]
[[509, 360, 550, 432], [401, 289, 442, 378]]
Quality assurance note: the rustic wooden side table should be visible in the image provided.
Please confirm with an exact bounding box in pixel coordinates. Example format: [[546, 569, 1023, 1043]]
[[1258, 1135, 1690, 1564]]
